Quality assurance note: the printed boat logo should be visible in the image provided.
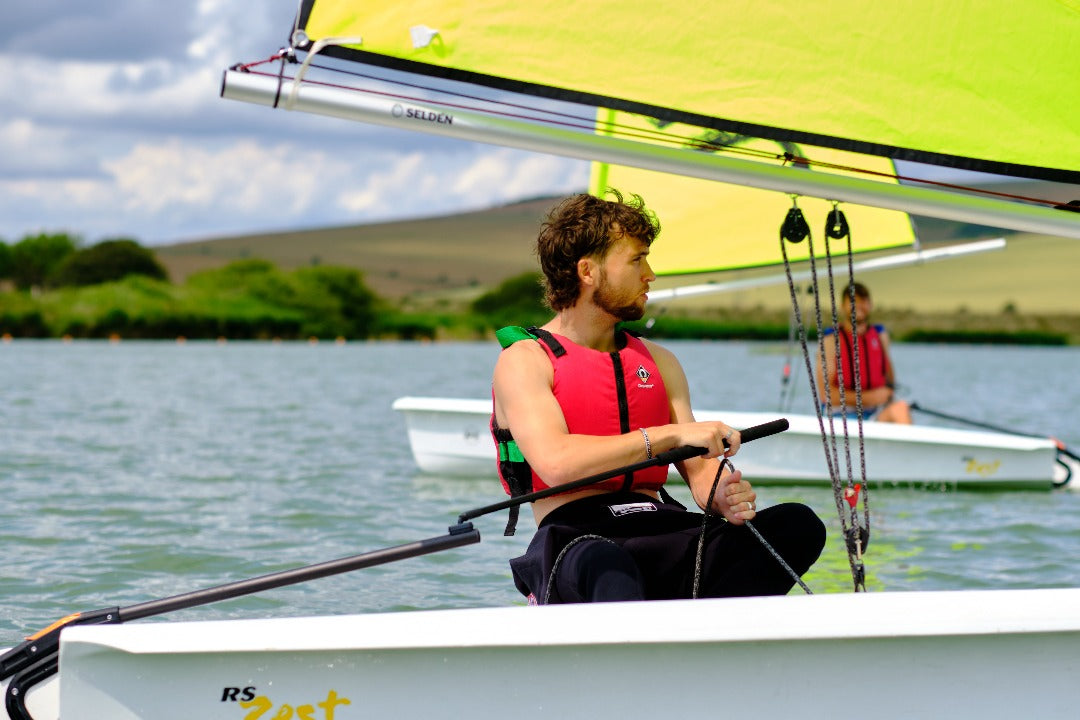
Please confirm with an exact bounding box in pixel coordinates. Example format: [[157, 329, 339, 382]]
[[962, 457, 1002, 476], [222, 687, 351, 719], [391, 103, 453, 124]]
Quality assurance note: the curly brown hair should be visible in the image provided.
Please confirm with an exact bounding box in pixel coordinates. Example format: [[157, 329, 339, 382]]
[[536, 190, 660, 311]]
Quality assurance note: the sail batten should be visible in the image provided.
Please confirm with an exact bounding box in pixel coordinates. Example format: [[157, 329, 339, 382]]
[[647, 239, 1007, 302], [291, 0, 1080, 184]]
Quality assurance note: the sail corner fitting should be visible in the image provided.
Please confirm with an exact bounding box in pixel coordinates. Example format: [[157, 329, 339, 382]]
[[410, 25, 440, 49]]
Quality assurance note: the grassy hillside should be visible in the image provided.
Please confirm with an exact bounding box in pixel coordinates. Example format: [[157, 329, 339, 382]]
[[652, 232, 1079, 316], [154, 187, 1080, 324], [155, 197, 558, 301]]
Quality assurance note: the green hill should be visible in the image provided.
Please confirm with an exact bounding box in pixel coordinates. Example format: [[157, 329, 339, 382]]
[[154, 196, 560, 301], [153, 187, 1080, 332], [6, 188, 1075, 343]]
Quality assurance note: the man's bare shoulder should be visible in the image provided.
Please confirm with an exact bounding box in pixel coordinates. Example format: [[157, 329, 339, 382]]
[[493, 332, 556, 426], [493, 335, 552, 380], [497, 334, 546, 361]]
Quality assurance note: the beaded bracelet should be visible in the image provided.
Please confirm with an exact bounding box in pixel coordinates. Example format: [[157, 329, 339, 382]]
[[639, 427, 652, 459]]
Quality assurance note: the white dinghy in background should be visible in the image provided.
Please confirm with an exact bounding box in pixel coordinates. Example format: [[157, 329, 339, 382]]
[[392, 396, 1074, 490]]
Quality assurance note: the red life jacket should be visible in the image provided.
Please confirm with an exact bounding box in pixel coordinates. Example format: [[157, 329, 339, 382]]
[[833, 325, 890, 391], [491, 326, 671, 532]]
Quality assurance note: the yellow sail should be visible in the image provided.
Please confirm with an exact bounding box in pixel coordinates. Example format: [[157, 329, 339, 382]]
[[589, 112, 916, 275], [298, 0, 1080, 184]]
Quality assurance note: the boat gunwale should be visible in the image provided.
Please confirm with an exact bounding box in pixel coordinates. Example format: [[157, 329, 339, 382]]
[[55, 588, 1080, 655]]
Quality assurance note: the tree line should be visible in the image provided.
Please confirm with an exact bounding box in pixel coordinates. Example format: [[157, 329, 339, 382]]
[[0, 233, 390, 340], [0, 233, 167, 291], [0, 232, 551, 341], [3, 233, 1067, 344]]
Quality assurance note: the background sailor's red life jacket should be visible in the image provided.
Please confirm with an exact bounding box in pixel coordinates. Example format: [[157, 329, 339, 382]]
[[835, 325, 890, 391]]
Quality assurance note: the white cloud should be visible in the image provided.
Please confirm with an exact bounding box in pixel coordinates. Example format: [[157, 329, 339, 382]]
[[0, 1, 592, 246], [0, 124, 588, 245], [452, 149, 587, 200], [0, 136, 342, 242], [0, 119, 82, 174], [1, 177, 117, 240], [337, 152, 426, 213], [337, 148, 587, 222], [101, 138, 361, 234], [4, 53, 219, 125]]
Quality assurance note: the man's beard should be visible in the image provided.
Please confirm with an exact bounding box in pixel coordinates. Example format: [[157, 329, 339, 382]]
[[592, 272, 646, 321]]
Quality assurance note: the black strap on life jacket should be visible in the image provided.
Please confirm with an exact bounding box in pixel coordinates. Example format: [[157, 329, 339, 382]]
[[527, 326, 567, 357], [610, 348, 635, 492], [492, 415, 533, 536]]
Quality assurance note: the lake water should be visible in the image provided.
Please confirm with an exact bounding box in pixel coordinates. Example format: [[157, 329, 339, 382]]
[[3, 338, 1080, 644]]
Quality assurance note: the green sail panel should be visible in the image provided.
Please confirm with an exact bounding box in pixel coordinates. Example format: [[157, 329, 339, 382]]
[[298, 0, 1080, 184], [588, 112, 917, 276]]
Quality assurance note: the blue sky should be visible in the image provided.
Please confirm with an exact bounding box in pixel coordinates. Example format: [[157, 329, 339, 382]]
[[0, 1, 589, 247]]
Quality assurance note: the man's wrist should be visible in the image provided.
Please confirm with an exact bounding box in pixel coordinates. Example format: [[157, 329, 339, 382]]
[[639, 427, 652, 459]]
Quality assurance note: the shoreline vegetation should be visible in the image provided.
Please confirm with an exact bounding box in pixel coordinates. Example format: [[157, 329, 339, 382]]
[[1, 265, 1076, 345], [3, 195, 1078, 345]]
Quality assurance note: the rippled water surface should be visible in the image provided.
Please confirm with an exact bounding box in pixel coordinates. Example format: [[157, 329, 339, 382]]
[[3, 339, 1079, 643]]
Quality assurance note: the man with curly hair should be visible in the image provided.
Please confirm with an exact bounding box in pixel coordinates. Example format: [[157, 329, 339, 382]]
[[490, 190, 825, 604]]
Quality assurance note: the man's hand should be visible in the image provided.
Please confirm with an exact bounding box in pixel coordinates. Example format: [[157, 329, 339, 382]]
[[708, 467, 757, 525], [669, 421, 741, 459]]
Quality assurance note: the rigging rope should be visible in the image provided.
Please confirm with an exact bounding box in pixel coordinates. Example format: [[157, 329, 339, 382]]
[[696, 459, 814, 596], [779, 198, 869, 592], [542, 534, 619, 605], [823, 205, 872, 586]]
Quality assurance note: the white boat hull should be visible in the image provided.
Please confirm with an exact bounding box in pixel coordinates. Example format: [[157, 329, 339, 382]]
[[392, 396, 1067, 490], [6, 588, 1080, 719]]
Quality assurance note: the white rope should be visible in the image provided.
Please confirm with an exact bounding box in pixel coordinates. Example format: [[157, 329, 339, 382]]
[[286, 36, 366, 111]]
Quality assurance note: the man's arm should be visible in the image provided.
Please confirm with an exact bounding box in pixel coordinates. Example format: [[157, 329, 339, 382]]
[[644, 340, 756, 525], [493, 337, 754, 523], [492, 339, 657, 488]]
